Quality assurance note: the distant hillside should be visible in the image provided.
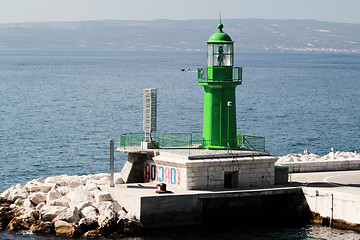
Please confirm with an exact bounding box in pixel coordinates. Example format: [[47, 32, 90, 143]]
[[0, 19, 359, 53]]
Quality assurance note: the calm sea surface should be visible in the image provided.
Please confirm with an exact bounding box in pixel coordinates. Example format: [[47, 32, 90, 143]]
[[1, 49, 360, 239]]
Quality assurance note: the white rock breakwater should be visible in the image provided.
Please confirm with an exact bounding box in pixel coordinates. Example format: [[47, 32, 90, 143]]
[[277, 151, 360, 163], [0, 173, 143, 238]]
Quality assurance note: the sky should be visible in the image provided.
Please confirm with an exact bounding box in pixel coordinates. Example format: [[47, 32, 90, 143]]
[[1, 0, 360, 24]]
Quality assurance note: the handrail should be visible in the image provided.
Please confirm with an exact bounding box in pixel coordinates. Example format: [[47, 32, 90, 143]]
[[120, 132, 265, 152], [227, 141, 235, 161], [198, 67, 242, 83]]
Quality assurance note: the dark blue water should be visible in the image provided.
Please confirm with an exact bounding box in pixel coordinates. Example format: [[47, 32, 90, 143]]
[[1, 49, 360, 239]]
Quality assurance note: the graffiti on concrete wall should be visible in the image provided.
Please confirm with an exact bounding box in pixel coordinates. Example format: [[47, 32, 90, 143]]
[[145, 163, 182, 185]]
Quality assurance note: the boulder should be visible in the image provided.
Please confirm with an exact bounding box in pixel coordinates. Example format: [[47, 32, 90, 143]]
[[54, 220, 80, 237], [83, 183, 100, 192], [54, 206, 80, 224], [49, 175, 86, 188], [36, 202, 45, 211], [30, 209, 39, 220], [89, 173, 110, 181], [0, 186, 15, 200], [67, 188, 95, 204], [56, 186, 72, 196], [83, 228, 102, 239], [80, 206, 99, 221], [93, 201, 120, 214], [29, 220, 55, 234], [94, 201, 119, 233], [48, 196, 70, 207], [117, 209, 128, 218], [0, 205, 14, 230], [38, 205, 67, 222], [95, 191, 112, 202], [67, 180, 84, 188], [11, 205, 26, 217], [9, 189, 29, 201], [24, 182, 41, 193], [20, 206, 38, 220], [79, 218, 99, 234], [41, 184, 53, 193], [8, 217, 33, 231], [97, 208, 116, 229], [98, 214, 116, 234], [45, 175, 68, 184], [87, 177, 110, 186], [8, 217, 25, 231], [28, 192, 47, 206], [70, 200, 92, 211], [120, 217, 143, 233], [23, 178, 46, 192], [46, 189, 62, 203]]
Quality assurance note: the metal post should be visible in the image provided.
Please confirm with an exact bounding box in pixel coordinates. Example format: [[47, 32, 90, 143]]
[[110, 139, 115, 187], [330, 193, 334, 227]]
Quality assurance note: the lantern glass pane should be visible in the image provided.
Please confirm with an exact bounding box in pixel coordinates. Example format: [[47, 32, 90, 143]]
[[207, 44, 214, 66], [209, 43, 233, 66]]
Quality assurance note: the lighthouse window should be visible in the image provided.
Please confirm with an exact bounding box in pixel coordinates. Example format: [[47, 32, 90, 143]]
[[208, 43, 233, 67]]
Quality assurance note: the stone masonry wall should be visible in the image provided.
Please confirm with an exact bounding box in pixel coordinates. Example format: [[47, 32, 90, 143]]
[[146, 154, 278, 190], [185, 158, 276, 190]]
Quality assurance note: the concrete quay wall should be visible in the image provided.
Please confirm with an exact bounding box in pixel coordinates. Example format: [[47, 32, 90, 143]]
[[303, 187, 360, 229], [106, 184, 360, 231], [277, 159, 360, 173], [102, 185, 307, 229], [139, 187, 306, 228], [140, 194, 202, 228]]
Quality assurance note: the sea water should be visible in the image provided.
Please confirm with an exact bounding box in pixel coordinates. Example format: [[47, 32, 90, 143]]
[[1, 49, 360, 239]]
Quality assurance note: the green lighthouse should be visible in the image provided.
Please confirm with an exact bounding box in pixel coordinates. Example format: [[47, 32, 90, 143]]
[[198, 21, 242, 149]]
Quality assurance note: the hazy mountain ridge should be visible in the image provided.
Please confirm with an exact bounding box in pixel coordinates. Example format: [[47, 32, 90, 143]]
[[0, 19, 359, 53]]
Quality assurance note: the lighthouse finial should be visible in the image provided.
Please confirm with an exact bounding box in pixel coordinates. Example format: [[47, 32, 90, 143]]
[[217, 13, 223, 32]]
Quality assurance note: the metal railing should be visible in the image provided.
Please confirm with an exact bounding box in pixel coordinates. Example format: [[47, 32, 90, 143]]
[[198, 67, 242, 83], [237, 134, 266, 152], [120, 132, 265, 154]]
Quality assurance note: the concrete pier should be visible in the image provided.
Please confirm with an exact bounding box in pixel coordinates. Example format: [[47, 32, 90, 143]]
[[101, 184, 306, 228], [292, 170, 360, 230], [113, 147, 360, 231], [104, 157, 360, 230]]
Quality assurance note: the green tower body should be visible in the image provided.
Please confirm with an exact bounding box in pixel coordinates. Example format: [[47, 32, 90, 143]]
[[198, 22, 242, 149]]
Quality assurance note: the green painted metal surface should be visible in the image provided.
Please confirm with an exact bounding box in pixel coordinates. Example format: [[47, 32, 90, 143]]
[[198, 67, 242, 83], [198, 21, 242, 149], [208, 23, 233, 43]]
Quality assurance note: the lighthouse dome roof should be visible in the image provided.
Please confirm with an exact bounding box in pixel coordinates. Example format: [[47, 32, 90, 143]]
[[207, 22, 233, 43]]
